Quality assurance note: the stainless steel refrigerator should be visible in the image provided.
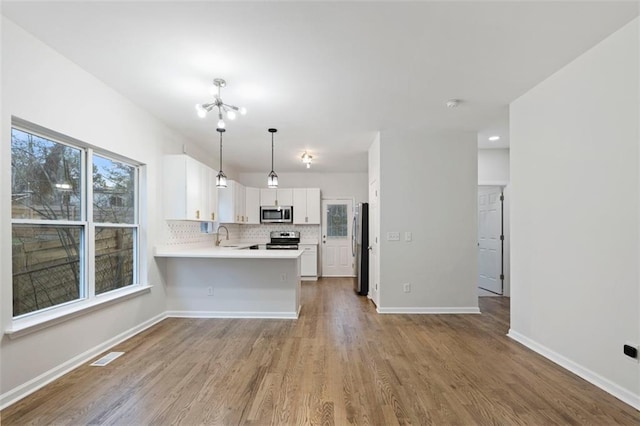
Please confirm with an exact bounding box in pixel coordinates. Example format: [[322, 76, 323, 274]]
[[352, 202, 369, 295]]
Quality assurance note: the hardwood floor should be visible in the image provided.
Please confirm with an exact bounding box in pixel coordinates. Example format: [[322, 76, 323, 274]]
[[2, 278, 638, 425]]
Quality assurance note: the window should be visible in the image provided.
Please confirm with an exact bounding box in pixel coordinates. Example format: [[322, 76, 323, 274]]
[[326, 204, 348, 238], [11, 125, 140, 318]]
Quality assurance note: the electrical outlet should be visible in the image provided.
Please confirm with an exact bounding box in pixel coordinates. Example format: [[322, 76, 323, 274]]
[[624, 343, 639, 362], [207, 286, 214, 296], [403, 283, 411, 293], [387, 232, 400, 241], [281, 273, 287, 281]]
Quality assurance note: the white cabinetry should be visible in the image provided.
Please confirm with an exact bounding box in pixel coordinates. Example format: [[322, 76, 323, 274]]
[[293, 188, 320, 224], [163, 155, 216, 221], [260, 188, 293, 206], [219, 180, 247, 224], [300, 244, 318, 279], [245, 187, 260, 224], [208, 169, 219, 222]]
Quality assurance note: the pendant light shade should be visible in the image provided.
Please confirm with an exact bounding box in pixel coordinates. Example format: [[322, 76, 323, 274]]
[[267, 128, 278, 188], [216, 128, 227, 188]]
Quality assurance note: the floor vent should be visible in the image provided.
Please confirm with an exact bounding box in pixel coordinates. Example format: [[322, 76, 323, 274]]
[[90, 351, 124, 367]]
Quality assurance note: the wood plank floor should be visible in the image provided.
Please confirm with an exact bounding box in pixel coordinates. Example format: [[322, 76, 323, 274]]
[[2, 278, 638, 425]]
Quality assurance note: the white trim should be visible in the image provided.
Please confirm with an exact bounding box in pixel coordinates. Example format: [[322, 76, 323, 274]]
[[301, 276, 318, 281], [508, 329, 640, 411], [478, 180, 509, 186], [376, 307, 481, 314], [0, 312, 167, 411], [166, 310, 299, 319], [6, 285, 153, 338]]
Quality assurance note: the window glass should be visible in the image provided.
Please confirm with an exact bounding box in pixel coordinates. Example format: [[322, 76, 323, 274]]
[[12, 225, 82, 317], [11, 128, 82, 221], [326, 204, 348, 238], [95, 227, 135, 294], [11, 124, 141, 318], [93, 155, 136, 224]]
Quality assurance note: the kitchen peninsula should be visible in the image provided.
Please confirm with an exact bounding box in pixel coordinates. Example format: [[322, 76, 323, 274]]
[[155, 245, 302, 319]]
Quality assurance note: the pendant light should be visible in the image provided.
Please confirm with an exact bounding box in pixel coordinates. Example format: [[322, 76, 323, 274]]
[[215, 128, 227, 188], [267, 128, 278, 188]]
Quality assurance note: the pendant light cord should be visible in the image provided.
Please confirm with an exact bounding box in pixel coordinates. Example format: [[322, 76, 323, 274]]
[[219, 131, 223, 171], [271, 132, 274, 172]]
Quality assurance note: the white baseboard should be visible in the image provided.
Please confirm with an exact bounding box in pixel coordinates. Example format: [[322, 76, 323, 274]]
[[166, 310, 298, 319], [508, 329, 640, 411], [301, 276, 318, 281], [0, 312, 167, 411], [376, 307, 481, 314]]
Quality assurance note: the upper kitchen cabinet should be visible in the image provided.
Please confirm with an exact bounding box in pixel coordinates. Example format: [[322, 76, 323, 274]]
[[163, 154, 211, 221], [245, 187, 260, 224], [219, 180, 247, 224], [293, 188, 321, 224], [260, 188, 293, 206]]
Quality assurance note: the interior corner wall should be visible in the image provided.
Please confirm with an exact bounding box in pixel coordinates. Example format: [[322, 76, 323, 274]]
[[378, 129, 478, 311], [0, 18, 194, 404], [510, 18, 640, 407]]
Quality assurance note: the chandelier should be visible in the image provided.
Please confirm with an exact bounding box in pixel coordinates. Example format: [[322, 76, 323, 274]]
[[195, 78, 246, 129]]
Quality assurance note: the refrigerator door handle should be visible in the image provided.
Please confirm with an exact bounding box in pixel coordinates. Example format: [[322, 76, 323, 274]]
[[352, 214, 357, 256]]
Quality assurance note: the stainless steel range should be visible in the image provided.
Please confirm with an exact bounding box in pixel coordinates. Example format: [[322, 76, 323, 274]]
[[267, 231, 300, 250]]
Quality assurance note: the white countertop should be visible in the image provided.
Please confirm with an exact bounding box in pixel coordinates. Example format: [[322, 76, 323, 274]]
[[155, 244, 303, 259]]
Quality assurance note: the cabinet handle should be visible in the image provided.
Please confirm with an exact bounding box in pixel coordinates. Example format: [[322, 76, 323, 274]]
[[211, 212, 215, 221], [196, 210, 200, 219], [305, 216, 308, 223]]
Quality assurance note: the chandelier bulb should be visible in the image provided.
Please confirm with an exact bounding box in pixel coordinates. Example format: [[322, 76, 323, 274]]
[[227, 110, 237, 120], [195, 104, 207, 118], [239, 107, 247, 115], [306, 163, 311, 169], [217, 118, 225, 129]]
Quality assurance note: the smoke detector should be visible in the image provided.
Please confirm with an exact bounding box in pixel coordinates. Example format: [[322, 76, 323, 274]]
[[446, 99, 461, 108]]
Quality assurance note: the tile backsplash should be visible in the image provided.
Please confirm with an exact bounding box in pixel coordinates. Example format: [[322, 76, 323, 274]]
[[239, 224, 320, 242], [163, 221, 318, 246], [165, 221, 216, 246]]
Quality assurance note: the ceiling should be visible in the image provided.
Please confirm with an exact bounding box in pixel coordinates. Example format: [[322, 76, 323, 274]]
[[2, 1, 638, 173]]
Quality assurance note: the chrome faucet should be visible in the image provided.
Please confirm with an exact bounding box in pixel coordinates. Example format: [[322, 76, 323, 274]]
[[215, 225, 229, 246]]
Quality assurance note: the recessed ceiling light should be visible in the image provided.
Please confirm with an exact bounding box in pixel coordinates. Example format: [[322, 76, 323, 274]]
[[488, 135, 500, 141]]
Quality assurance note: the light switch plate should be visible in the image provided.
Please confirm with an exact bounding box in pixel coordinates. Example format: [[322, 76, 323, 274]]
[[387, 232, 400, 241], [405, 232, 412, 242]]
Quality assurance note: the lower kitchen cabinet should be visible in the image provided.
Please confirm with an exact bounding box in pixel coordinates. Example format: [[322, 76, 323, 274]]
[[300, 244, 318, 280]]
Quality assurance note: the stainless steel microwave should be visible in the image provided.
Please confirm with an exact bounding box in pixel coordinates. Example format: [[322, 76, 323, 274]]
[[260, 206, 293, 223]]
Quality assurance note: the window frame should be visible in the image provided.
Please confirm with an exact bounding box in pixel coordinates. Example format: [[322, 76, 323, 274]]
[[10, 119, 145, 326]]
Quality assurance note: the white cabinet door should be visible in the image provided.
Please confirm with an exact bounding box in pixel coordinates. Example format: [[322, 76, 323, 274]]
[[293, 188, 321, 224], [300, 244, 318, 277], [293, 188, 307, 224], [277, 189, 293, 206], [208, 168, 219, 222], [234, 182, 246, 223], [164, 155, 210, 221], [218, 180, 239, 224], [245, 187, 260, 224], [305, 188, 321, 224], [260, 188, 277, 206]]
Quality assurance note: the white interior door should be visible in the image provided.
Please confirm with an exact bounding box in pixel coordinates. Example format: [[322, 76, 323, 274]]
[[322, 199, 354, 277], [478, 186, 503, 294]]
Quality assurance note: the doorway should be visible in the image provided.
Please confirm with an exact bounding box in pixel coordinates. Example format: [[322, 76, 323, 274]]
[[321, 198, 354, 277], [478, 186, 504, 295]]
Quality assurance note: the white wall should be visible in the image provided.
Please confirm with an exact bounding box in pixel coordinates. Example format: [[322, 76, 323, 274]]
[[368, 133, 381, 305], [478, 148, 510, 184], [378, 129, 479, 312], [238, 172, 368, 204], [510, 18, 640, 408], [0, 19, 200, 404]]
